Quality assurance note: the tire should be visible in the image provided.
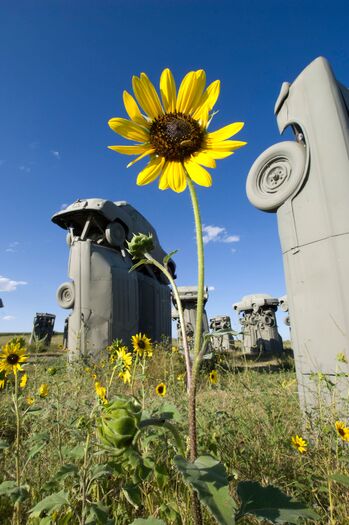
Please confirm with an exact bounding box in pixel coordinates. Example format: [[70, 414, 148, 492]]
[[246, 141, 306, 212], [56, 282, 75, 309], [105, 222, 126, 247]]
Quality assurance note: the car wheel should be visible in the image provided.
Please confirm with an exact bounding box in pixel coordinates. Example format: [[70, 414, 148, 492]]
[[246, 141, 307, 211], [57, 282, 75, 309]]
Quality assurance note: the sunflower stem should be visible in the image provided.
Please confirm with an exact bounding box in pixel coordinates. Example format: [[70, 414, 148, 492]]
[[186, 176, 205, 525], [14, 373, 21, 525], [143, 254, 192, 390]]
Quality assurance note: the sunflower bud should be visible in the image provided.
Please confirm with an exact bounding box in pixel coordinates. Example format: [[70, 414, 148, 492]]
[[127, 233, 154, 259], [97, 396, 142, 450]]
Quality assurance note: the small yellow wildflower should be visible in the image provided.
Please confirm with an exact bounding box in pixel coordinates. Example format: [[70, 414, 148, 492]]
[[336, 352, 348, 364], [172, 346, 179, 353], [38, 383, 49, 398], [20, 373, 28, 389], [119, 369, 132, 384], [132, 333, 153, 357], [335, 421, 349, 442], [291, 435, 308, 454], [177, 373, 185, 382], [0, 341, 29, 376], [209, 370, 218, 385], [0, 378, 6, 389], [95, 381, 108, 404], [117, 346, 133, 368], [26, 396, 35, 406], [156, 382, 167, 397]]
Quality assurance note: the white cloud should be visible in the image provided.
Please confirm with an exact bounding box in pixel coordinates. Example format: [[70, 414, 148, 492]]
[[223, 235, 240, 243], [202, 225, 240, 245], [0, 276, 28, 292], [2, 315, 15, 321], [19, 165, 31, 173], [208, 286, 215, 291], [202, 225, 226, 244], [231, 248, 237, 253], [51, 150, 61, 160], [5, 241, 19, 253]]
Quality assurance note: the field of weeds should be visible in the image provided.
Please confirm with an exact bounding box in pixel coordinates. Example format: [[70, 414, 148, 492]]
[[0, 335, 348, 524]]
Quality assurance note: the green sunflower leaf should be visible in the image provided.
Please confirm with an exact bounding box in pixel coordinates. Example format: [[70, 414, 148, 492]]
[[129, 519, 166, 525], [53, 463, 79, 482], [129, 259, 152, 273], [29, 490, 70, 518], [236, 481, 320, 523], [174, 455, 236, 525], [163, 249, 178, 266], [329, 472, 349, 488], [0, 481, 29, 503]]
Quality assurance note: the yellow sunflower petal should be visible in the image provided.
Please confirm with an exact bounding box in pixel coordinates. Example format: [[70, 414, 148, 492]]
[[192, 80, 221, 121], [127, 148, 155, 167], [160, 68, 177, 113], [184, 159, 212, 187], [160, 161, 187, 192], [207, 122, 245, 141], [205, 139, 247, 151], [132, 74, 163, 119], [158, 169, 169, 190], [191, 151, 216, 168], [203, 149, 235, 160], [123, 91, 148, 125], [176, 70, 206, 114], [108, 118, 149, 142], [137, 157, 164, 186], [108, 144, 151, 155]]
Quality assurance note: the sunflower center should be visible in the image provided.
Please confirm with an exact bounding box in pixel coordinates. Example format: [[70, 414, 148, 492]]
[[138, 340, 146, 349], [149, 112, 205, 161], [7, 353, 20, 365], [338, 427, 345, 437]]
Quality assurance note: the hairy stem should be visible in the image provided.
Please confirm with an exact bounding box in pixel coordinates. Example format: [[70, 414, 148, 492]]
[[187, 176, 205, 525], [13, 373, 21, 525], [144, 254, 192, 389]]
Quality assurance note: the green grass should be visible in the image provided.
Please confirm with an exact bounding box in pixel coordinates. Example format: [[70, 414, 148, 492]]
[[0, 338, 348, 524]]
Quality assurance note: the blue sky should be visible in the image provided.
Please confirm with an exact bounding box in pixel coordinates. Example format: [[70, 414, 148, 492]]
[[1, 0, 348, 339]]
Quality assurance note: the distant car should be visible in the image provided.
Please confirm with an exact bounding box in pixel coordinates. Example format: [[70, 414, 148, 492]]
[[52, 198, 175, 360]]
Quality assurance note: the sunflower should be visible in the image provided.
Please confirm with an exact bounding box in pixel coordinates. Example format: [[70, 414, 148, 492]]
[[20, 373, 28, 389], [291, 435, 308, 454], [131, 333, 153, 357], [0, 341, 29, 376], [156, 382, 167, 397], [26, 396, 35, 406], [119, 369, 132, 384], [209, 370, 218, 385], [95, 381, 108, 404], [335, 421, 349, 442], [116, 346, 133, 369], [108, 69, 246, 193], [38, 383, 49, 398]]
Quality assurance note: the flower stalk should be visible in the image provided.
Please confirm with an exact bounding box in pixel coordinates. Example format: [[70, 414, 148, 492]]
[[13, 372, 22, 525], [143, 253, 192, 389]]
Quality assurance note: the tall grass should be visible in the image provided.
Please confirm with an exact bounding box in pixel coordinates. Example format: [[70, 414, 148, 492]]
[[0, 343, 348, 524]]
